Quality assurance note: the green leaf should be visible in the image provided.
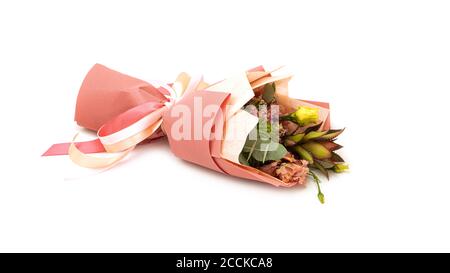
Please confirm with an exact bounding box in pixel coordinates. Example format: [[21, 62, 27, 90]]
[[302, 122, 323, 134], [258, 124, 272, 140], [302, 131, 327, 142], [286, 133, 305, 143], [302, 142, 332, 159], [319, 141, 343, 151], [262, 83, 276, 103], [315, 159, 335, 169], [311, 161, 329, 180], [252, 142, 287, 163], [242, 138, 256, 153], [331, 152, 345, 163], [240, 117, 287, 165], [239, 153, 250, 166], [293, 145, 314, 163], [242, 126, 259, 160], [316, 128, 345, 141]]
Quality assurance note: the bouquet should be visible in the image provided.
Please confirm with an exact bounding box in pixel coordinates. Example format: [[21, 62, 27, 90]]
[[43, 64, 348, 203]]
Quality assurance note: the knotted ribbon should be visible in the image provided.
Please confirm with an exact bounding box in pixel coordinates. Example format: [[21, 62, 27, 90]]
[[43, 65, 204, 169]]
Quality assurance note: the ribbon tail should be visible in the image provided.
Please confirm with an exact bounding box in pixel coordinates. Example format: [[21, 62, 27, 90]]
[[42, 139, 105, 156], [69, 119, 163, 169], [68, 134, 134, 169], [42, 70, 193, 169]]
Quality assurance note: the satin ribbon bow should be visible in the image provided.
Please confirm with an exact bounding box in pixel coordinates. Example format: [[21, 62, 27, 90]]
[[44, 72, 204, 169]]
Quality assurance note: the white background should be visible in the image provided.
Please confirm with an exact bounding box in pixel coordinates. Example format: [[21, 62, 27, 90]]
[[1, 0, 449, 252]]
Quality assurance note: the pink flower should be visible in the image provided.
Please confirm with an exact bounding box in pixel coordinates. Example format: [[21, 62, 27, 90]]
[[259, 159, 309, 185], [275, 160, 309, 185]]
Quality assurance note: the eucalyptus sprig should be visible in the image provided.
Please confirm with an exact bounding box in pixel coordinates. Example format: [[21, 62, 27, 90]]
[[240, 120, 287, 166], [262, 82, 276, 103]]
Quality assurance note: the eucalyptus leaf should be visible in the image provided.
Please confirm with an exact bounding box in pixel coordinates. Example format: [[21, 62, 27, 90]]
[[262, 83, 276, 103], [240, 116, 287, 165], [257, 125, 271, 141], [239, 153, 250, 166], [242, 137, 257, 153], [251, 142, 287, 163]]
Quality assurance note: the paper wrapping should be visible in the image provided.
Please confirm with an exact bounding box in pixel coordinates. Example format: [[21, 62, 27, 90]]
[[44, 64, 331, 187]]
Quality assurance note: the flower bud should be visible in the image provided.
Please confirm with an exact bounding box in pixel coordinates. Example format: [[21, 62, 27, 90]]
[[291, 106, 319, 126], [333, 163, 349, 173]]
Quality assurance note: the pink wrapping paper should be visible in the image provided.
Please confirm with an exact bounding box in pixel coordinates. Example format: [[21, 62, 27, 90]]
[[44, 64, 331, 187]]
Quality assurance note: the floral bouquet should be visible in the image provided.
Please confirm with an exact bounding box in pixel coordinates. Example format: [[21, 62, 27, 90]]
[[43, 64, 348, 203]]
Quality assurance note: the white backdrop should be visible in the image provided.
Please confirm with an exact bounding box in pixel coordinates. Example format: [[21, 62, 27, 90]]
[[1, 0, 449, 252]]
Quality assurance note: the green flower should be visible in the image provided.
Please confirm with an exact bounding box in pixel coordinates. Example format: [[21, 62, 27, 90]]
[[333, 163, 349, 173], [292, 106, 319, 126]]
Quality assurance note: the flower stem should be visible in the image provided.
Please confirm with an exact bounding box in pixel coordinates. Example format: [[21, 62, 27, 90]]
[[309, 171, 325, 204], [279, 115, 294, 122]]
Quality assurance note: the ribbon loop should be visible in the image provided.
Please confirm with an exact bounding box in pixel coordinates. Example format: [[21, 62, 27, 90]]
[[43, 67, 207, 170], [46, 71, 201, 169]]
